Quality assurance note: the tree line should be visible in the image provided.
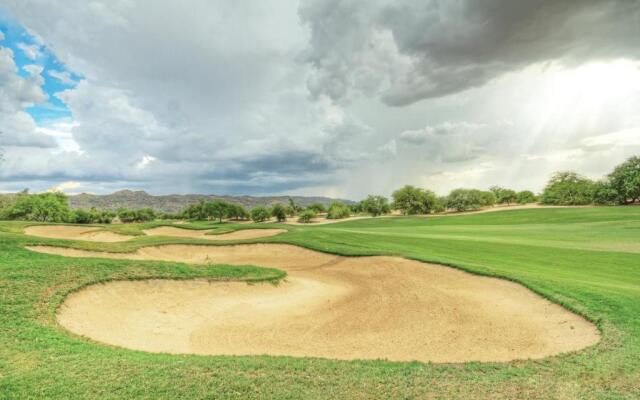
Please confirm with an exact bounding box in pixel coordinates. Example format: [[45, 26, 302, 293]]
[[1, 155, 638, 223]]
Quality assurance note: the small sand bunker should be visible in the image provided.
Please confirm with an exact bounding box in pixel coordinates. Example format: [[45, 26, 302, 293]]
[[30, 244, 599, 363], [143, 227, 286, 240], [24, 225, 132, 242]]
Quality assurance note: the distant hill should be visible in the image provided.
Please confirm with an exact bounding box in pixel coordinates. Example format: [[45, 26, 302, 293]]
[[66, 190, 354, 213]]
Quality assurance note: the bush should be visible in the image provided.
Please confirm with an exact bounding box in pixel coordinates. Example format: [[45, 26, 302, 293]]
[[541, 171, 595, 205], [445, 189, 484, 212], [392, 185, 439, 215], [117, 208, 156, 223], [326, 202, 350, 219], [607, 155, 640, 204], [250, 206, 271, 223], [271, 204, 287, 222], [226, 204, 249, 221], [489, 186, 517, 205], [478, 190, 497, 207], [516, 190, 537, 204], [2, 192, 71, 222], [592, 181, 619, 205], [307, 203, 326, 213], [72, 208, 115, 224], [297, 209, 317, 223], [361, 195, 390, 217]]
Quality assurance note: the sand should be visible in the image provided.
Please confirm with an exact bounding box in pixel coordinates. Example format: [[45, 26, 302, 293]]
[[24, 225, 132, 242], [30, 243, 600, 363], [143, 227, 286, 240]]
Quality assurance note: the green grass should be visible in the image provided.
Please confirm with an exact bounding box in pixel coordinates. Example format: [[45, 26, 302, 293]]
[[1, 207, 640, 399]]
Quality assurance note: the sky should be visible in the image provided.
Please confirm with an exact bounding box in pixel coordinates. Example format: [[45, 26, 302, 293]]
[[0, 0, 639, 199]]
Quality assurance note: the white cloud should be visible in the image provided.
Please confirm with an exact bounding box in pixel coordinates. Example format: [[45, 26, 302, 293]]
[[0, 32, 4, 41], [135, 155, 156, 169], [0, 45, 54, 148], [23, 64, 43, 76], [48, 181, 81, 193], [17, 42, 40, 60], [48, 69, 75, 85]]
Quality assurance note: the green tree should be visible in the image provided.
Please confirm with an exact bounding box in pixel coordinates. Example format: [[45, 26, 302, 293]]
[[607, 155, 640, 204], [206, 200, 229, 222], [446, 189, 484, 212], [592, 181, 619, 205], [516, 190, 537, 204], [478, 190, 497, 206], [326, 202, 351, 219], [250, 206, 271, 223], [392, 185, 430, 215], [490, 186, 517, 205], [307, 203, 326, 213], [361, 195, 390, 217], [4, 192, 71, 222], [297, 209, 317, 223], [271, 203, 287, 222], [226, 204, 249, 220], [541, 171, 595, 205]]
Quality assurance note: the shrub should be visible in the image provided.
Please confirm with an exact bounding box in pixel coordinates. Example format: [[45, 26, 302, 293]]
[[326, 202, 350, 219], [516, 190, 537, 204], [607, 155, 640, 204], [445, 189, 484, 212], [391, 185, 439, 214], [117, 208, 156, 223], [297, 209, 317, 223], [592, 181, 619, 205], [541, 171, 595, 205], [250, 206, 271, 223], [2, 192, 71, 222], [307, 203, 326, 213], [226, 204, 249, 220], [271, 204, 287, 222], [489, 186, 517, 205], [361, 195, 390, 217]]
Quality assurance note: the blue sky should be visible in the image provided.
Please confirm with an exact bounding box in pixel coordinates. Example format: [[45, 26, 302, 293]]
[[0, 11, 80, 125]]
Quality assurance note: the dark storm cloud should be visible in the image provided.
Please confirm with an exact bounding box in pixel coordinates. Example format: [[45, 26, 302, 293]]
[[301, 0, 640, 105]]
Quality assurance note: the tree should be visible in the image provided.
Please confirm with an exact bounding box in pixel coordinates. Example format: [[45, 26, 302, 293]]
[[516, 190, 537, 204], [490, 186, 517, 205], [361, 195, 390, 217], [392, 185, 435, 215], [592, 181, 619, 205], [327, 202, 350, 219], [271, 203, 287, 222], [226, 204, 249, 220], [478, 190, 497, 207], [288, 197, 302, 214], [541, 171, 595, 205], [297, 209, 317, 223], [307, 203, 326, 213], [607, 155, 640, 204], [445, 189, 484, 212], [3, 192, 71, 222], [206, 200, 229, 222], [250, 206, 271, 223]]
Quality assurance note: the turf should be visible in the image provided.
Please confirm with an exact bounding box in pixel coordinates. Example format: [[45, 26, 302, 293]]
[[1, 207, 639, 399]]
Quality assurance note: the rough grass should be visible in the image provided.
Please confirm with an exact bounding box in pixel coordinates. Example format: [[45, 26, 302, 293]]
[[1, 207, 640, 399]]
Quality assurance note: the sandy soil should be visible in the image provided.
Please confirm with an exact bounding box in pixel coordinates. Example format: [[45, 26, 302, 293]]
[[143, 227, 286, 240], [30, 243, 600, 363], [24, 225, 132, 242]]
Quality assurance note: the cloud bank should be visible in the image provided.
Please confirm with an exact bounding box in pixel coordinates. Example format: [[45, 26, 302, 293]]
[[0, 0, 639, 198]]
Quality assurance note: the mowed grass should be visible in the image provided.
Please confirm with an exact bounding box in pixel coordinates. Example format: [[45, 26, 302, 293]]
[[1, 207, 640, 399]]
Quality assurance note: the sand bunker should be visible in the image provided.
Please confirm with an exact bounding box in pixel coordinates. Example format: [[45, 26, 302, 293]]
[[143, 227, 286, 240], [24, 225, 132, 242], [29, 243, 599, 363]]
